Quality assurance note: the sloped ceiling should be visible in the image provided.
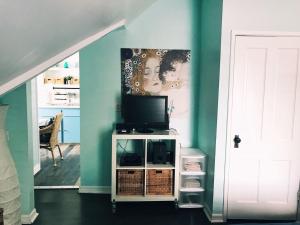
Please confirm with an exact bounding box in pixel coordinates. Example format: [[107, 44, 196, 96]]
[[0, 0, 157, 95]]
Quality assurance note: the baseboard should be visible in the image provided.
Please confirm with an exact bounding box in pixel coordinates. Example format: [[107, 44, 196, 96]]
[[203, 203, 224, 223], [34, 185, 79, 189], [203, 203, 213, 222], [78, 186, 111, 194], [21, 208, 39, 224], [211, 213, 224, 223]]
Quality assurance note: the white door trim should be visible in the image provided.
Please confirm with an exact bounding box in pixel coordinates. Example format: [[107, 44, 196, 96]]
[[21, 208, 39, 224], [223, 30, 300, 221], [232, 30, 300, 37]]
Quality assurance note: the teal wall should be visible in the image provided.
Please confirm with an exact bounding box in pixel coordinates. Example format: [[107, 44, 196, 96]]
[[0, 84, 35, 215], [197, 0, 223, 213], [0, 0, 222, 218], [80, 0, 199, 187]]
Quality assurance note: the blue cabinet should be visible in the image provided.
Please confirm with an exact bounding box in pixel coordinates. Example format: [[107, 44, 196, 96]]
[[39, 107, 80, 143], [63, 116, 80, 143]]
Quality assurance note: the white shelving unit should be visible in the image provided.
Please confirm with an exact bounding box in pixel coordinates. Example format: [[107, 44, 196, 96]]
[[111, 129, 180, 212], [179, 148, 206, 208]]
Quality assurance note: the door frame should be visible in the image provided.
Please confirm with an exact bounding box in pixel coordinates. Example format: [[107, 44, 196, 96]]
[[28, 78, 41, 175], [223, 30, 300, 221]]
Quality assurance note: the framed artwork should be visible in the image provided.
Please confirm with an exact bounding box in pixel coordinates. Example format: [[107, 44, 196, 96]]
[[121, 48, 191, 119]]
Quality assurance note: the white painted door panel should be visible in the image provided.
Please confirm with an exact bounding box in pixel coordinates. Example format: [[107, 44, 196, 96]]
[[227, 36, 300, 220]]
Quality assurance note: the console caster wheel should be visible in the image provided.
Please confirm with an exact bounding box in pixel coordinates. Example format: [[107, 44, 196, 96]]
[[174, 199, 179, 210], [112, 200, 117, 214]]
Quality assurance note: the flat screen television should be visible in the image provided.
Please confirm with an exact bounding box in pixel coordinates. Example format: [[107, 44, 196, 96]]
[[122, 95, 169, 133]]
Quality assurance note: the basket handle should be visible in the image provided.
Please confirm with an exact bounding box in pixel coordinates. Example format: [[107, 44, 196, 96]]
[[128, 171, 135, 174], [156, 170, 162, 174]]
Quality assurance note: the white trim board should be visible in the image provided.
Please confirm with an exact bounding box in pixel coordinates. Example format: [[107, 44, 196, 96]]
[[33, 163, 40, 176], [203, 203, 224, 223], [34, 185, 79, 189], [79, 186, 111, 194], [21, 208, 39, 224], [231, 30, 300, 37], [0, 19, 126, 96]]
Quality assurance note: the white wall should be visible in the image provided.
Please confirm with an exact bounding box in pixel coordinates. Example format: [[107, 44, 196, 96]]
[[215, 0, 300, 218]]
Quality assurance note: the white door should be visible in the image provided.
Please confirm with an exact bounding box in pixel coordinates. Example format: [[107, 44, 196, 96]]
[[227, 36, 300, 220]]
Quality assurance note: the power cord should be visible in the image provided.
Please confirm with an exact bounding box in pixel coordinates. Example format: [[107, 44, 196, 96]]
[[117, 140, 129, 154]]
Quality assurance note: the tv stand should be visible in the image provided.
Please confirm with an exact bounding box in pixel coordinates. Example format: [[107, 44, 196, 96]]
[[136, 128, 153, 133], [111, 129, 180, 213]]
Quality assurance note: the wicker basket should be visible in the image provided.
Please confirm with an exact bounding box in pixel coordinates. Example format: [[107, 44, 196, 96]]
[[117, 170, 144, 195], [146, 169, 173, 195]]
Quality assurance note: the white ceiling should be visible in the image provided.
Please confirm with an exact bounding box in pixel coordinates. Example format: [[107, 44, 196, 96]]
[[0, 0, 157, 95]]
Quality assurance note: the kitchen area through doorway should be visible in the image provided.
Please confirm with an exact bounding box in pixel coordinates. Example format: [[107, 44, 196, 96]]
[[34, 53, 80, 188]]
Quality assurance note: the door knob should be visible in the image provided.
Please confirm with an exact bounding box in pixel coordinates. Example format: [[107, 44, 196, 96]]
[[233, 135, 241, 148]]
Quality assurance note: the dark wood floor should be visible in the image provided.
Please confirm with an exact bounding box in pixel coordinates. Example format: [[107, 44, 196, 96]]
[[32, 189, 211, 225], [32, 190, 300, 225], [34, 144, 80, 186]]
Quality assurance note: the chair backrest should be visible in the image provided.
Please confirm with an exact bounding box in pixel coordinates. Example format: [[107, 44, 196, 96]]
[[49, 112, 63, 148]]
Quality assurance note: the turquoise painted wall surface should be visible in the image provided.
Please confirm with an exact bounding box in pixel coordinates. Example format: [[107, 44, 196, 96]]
[[197, 0, 223, 213], [0, 84, 35, 215], [80, 0, 198, 187]]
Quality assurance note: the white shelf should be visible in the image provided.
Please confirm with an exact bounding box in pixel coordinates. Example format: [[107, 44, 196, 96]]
[[180, 171, 206, 176], [116, 165, 145, 170], [115, 195, 175, 202], [178, 203, 204, 208], [147, 163, 175, 169], [116, 164, 175, 170], [53, 84, 80, 89], [180, 187, 205, 192], [181, 147, 206, 158], [112, 129, 179, 139], [48, 67, 79, 73], [38, 104, 80, 109]]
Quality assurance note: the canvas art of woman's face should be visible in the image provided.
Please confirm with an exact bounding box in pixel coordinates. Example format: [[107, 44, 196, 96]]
[[163, 61, 189, 82], [143, 57, 162, 94], [121, 48, 190, 118]]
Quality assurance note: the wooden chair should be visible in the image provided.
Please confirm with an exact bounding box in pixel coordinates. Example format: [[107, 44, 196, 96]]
[[39, 112, 63, 166]]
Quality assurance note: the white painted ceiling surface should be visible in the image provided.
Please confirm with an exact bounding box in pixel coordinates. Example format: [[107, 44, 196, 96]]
[[0, 0, 157, 95]]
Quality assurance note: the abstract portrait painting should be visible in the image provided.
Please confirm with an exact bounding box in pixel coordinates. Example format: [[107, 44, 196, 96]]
[[121, 48, 191, 120]]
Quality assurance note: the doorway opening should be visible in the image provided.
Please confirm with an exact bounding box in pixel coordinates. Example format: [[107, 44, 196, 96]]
[[33, 52, 80, 189]]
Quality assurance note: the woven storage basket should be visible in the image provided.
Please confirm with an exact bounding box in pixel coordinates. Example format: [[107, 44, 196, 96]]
[[117, 170, 144, 195], [0, 208, 3, 225], [146, 169, 173, 195]]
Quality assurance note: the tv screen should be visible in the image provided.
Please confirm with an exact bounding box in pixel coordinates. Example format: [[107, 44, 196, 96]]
[[122, 95, 169, 132]]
